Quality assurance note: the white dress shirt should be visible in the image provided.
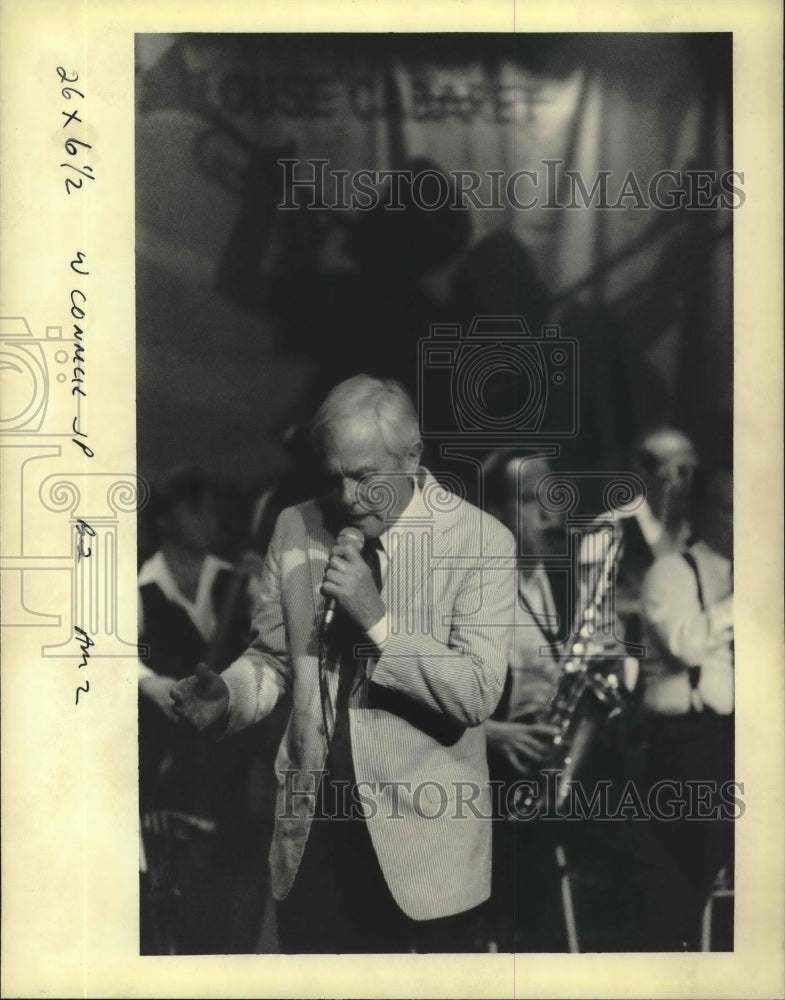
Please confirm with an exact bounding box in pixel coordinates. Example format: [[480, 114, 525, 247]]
[[641, 541, 734, 715], [137, 550, 250, 682]]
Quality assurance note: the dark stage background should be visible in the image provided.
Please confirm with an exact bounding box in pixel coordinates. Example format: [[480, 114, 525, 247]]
[[135, 31, 732, 548]]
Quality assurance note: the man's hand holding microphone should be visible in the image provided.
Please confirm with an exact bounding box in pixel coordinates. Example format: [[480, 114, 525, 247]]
[[320, 526, 384, 633], [171, 526, 384, 731]]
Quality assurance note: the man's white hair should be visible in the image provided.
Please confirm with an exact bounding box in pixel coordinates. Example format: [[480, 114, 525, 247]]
[[311, 375, 421, 461]]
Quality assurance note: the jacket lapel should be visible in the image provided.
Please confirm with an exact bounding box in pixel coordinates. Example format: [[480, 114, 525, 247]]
[[355, 473, 457, 690], [307, 473, 459, 698]]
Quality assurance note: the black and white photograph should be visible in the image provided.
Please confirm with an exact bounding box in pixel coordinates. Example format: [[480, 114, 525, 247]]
[[0, 2, 782, 998], [135, 31, 736, 955]]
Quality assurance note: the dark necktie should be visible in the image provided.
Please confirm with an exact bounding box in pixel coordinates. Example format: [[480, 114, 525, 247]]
[[321, 538, 383, 808], [329, 537, 383, 704], [363, 537, 383, 593]]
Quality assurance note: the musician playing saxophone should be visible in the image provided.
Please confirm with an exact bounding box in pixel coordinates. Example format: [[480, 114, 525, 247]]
[[484, 455, 625, 783], [483, 453, 631, 951], [484, 455, 564, 779]]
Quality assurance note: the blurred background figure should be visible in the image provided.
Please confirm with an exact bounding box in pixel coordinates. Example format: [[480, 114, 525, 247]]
[[138, 464, 270, 955], [483, 452, 566, 951], [612, 427, 699, 648], [573, 426, 700, 788], [483, 452, 636, 952], [637, 463, 734, 950], [485, 454, 566, 768]]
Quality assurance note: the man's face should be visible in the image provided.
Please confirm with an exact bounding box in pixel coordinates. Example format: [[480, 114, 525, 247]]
[[319, 414, 418, 539], [502, 458, 564, 558], [637, 429, 697, 513]]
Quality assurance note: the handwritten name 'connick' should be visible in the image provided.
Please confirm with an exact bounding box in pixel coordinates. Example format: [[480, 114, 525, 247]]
[[69, 250, 93, 458]]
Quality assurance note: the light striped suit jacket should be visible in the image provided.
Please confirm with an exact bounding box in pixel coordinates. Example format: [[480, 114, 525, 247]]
[[221, 470, 516, 920]]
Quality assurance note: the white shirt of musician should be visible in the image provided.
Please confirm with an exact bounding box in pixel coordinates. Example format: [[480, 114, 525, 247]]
[[641, 541, 734, 715], [136, 551, 234, 682]]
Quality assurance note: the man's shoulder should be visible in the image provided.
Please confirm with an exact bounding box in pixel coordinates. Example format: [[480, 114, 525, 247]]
[[465, 502, 515, 555], [454, 492, 511, 535], [422, 478, 514, 553], [272, 497, 324, 534], [691, 539, 729, 570], [643, 550, 692, 590]]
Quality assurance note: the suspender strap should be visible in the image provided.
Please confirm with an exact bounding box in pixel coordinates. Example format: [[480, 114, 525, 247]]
[[681, 549, 706, 713], [681, 550, 705, 611]]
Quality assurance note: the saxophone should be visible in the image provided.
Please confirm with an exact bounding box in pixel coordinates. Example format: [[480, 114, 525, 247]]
[[518, 528, 626, 816]]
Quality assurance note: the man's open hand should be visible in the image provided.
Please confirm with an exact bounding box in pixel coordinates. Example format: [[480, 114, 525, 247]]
[[139, 672, 178, 721], [171, 661, 230, 732]]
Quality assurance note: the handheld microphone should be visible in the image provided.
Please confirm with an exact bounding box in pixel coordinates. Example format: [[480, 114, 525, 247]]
[[322, 525, 365, 631]]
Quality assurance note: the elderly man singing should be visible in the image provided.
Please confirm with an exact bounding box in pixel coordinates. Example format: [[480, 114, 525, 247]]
[[172, 375, 515, 953]]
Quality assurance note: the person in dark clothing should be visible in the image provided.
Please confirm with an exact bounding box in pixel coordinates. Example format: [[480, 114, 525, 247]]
[[138, 465, 267, 955]]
